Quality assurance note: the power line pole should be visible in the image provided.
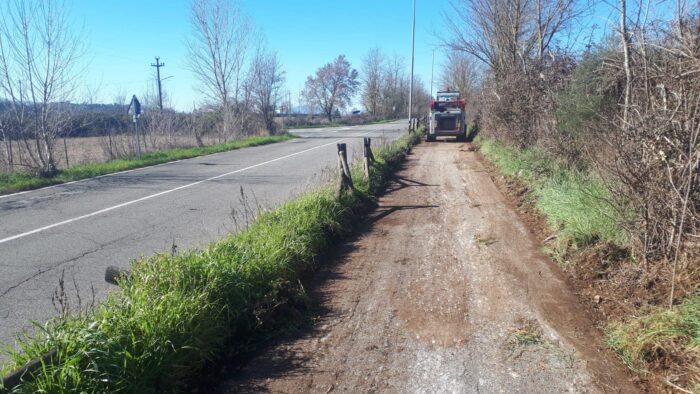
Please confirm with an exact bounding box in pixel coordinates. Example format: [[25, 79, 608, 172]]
[[151, 57, 165, 113], [407, 0, 416, 131]]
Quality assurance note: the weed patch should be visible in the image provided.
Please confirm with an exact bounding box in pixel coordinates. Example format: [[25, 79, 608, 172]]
[[0, 134, 295, 195], [509, 318, 544, 346], [0, 130, 422, 392], [607, 297, 700, 391]]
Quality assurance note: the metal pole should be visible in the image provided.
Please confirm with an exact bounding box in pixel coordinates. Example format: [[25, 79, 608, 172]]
[[430, 49, 435, 99], [407, 0, 416, 131]]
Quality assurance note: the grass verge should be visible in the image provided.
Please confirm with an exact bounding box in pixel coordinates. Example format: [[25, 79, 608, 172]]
[[0, 134, 295, 196], [476, 136, 699, 391], [0, 129, 422, 393], [475, 137, 627, 249], [607, 297, 700, 391]]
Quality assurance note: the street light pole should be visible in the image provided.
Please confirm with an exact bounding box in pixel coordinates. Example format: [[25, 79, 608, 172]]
[[430, 49, 435, 99], [408, 0, 416, 131]]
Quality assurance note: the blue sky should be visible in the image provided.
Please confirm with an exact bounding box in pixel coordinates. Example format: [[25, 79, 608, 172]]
[[70, 0, 625, 111], [72, 0, 450, 110]]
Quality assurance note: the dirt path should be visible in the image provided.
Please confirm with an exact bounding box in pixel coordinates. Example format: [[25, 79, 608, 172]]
[[217, 142, 637, 393]]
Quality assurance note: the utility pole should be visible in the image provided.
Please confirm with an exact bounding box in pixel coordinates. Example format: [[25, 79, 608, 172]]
[[408, 0, 416, 130], [151, 57, 165, 113]]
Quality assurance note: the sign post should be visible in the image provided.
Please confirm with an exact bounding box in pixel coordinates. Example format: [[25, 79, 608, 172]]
[[127, 95, 142, 158]]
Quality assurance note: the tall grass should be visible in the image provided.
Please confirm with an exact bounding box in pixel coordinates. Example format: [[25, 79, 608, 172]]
[[0, 134, 295, 195], [476, 137, 628, 248], [0, 130, 421, 393]]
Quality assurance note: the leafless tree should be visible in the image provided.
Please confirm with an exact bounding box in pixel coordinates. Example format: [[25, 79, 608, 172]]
[[380, 54, 409, 118], [443, 0, 586, 76], [440, 50, 478, 96], [442, 0, 532, 76], [246, 46, 285, 133], [0, 0, 84, 174], [187, 0, 251, 139], [361, 47, 386, 117], [303, 55, 359, 122]]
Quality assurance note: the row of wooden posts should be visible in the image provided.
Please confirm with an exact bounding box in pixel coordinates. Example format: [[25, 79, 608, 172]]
[[408, 116, 425, 133], [335, 136, 375, 200]]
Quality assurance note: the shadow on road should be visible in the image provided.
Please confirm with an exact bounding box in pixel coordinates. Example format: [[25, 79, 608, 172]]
[[202, 174, 440, 393]]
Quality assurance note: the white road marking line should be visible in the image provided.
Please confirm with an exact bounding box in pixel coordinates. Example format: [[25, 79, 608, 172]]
[[0, 139, 344, 245]]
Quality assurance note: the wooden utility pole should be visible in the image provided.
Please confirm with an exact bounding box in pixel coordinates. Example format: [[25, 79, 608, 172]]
[[151, 57, 165, 113]]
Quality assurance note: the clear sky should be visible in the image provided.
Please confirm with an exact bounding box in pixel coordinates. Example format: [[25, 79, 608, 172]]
[[69, 0, 625, 111], [70, 0, 452, 111]]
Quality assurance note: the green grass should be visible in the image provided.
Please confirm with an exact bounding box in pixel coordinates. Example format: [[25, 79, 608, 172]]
[[607, 297, 700, 389], [0, 129, 422, 393], [0, 134, 296, 195], [476, 137, 628, 248]]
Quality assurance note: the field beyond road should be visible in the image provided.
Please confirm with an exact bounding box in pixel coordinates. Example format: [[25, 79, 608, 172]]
[[219, 141, 636, 393]]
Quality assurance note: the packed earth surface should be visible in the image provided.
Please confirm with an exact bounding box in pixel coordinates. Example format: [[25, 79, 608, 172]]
[[216, 141, 637, 393]]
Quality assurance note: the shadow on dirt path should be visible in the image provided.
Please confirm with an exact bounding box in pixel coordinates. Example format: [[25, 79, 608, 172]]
[[215, 143, 637, 393]]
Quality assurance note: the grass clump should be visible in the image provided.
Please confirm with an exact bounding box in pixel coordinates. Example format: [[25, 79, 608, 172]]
[[0, 134, 295, 195], [607, 297, 700, 390], [476, 137, 628, 248], [0, 129, 422, 393], [509, 318, 544, 346]]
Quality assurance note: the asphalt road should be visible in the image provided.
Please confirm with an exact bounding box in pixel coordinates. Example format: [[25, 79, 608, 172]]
[[0, 120, 407, 357]]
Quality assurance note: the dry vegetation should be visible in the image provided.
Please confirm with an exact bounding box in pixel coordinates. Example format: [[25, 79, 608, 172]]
[[443, 0, 699, 389]]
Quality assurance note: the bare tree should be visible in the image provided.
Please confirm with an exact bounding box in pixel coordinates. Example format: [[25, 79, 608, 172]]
[[246, 46, 285, 134], [442, 0, 531, 76], [361, 47, 386, 117], [443, 0, 585, 76], [0, 0, 84, 174], [440, 50, 477, 96], [303, 55, 359, 122], [187, 0, 251, 139], [380, 54, 409, 118]]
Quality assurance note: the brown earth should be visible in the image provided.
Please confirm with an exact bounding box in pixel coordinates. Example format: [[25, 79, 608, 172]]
[[216, 142, 638, 393]]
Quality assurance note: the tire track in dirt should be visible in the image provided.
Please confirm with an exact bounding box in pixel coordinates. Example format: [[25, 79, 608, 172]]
[[217, 142, 637, 393]]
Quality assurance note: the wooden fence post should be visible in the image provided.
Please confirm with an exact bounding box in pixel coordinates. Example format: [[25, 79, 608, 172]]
[[336, 143, 354, 200], [363, 137, 372, 177], [105, 266, 131, 286], [1, 349, 58, 393]]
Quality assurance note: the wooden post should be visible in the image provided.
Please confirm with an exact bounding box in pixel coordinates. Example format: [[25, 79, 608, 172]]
[[105, 266, 131, 286], [363, 137, 371, 177], [336, 143, 354, 200], [1, 349, 57, 392]]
